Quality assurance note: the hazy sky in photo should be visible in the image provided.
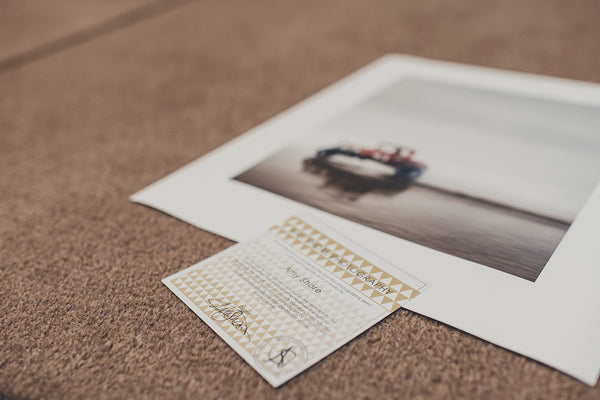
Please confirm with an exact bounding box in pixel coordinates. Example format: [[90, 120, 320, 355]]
[[307, 78, 600, 222]]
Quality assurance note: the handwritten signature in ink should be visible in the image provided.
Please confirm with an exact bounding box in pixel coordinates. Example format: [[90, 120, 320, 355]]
[[207, 299, 250, 337]]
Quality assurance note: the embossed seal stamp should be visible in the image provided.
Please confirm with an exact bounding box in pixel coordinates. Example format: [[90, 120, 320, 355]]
[[253, 336, 308, 373]]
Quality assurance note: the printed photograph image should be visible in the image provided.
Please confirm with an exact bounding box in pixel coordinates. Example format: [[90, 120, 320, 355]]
[[235, 78, 600, 281]]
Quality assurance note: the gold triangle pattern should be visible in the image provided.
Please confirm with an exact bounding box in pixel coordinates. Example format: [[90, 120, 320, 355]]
[[169, 233, 380, 379], [269, 216, 421, 311]]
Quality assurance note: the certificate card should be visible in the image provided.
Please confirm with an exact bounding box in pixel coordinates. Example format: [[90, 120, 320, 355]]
[[163, 216, 428, 387], [133, 55, 600, 385]]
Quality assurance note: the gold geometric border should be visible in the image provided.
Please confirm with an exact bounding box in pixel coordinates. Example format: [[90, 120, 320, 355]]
[[269, 216, 421, 312]]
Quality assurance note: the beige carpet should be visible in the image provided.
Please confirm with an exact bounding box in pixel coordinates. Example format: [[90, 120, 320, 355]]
[[1, 1, 599, 398]]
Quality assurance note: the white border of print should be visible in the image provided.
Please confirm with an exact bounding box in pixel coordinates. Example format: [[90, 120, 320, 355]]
[[132, 55, 600, 385]]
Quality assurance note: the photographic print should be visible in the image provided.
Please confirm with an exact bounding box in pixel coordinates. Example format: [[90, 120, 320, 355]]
[[132, 56, 600, 383], [235, 78, 600, 282]]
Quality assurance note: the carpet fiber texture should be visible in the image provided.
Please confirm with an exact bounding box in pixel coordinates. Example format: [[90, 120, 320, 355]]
[[1, 1, 600, 398]]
